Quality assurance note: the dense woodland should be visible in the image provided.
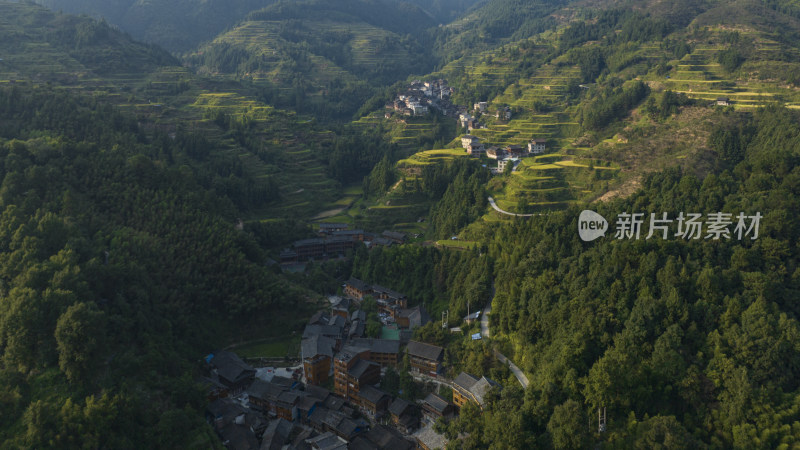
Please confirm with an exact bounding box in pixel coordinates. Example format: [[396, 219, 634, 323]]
[[5, 0, 800, 447], [0, 86, 315, 446], [373, 106, 800, 448]]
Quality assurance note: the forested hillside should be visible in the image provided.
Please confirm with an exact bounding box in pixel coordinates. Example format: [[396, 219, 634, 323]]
[[0, 85, 319, 447], [185, 0, 439, 119], [34, 0, 270, 52], [7, 0, 800, 447]]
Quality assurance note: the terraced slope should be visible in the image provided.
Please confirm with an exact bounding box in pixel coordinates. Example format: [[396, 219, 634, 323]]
[[0, 1, 346, 220]]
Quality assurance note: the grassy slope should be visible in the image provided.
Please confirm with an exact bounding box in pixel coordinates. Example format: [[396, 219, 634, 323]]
[[0, 1, 348, 220]]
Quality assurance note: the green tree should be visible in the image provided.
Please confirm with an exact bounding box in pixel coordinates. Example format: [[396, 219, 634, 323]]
[[55, 301, 107, 383]]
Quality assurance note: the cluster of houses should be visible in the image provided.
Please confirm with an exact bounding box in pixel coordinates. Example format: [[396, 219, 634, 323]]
[[458, 102, 511, 131], [201, 277, 501, 449], [385, 80, 460, 119], [204, 350, 417, 449], [459, 134, 547, 164], [280, 224, 407, 264]]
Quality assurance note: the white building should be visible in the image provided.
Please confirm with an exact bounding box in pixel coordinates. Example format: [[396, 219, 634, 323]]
[[461, 135, 479, 149], [528, 139, 546, 154]]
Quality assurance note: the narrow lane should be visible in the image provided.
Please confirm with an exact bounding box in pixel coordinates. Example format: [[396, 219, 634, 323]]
[[482, 287, 530, 388]]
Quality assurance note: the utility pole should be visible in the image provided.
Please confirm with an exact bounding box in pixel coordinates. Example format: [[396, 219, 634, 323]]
[[598, 407, 607, 433]]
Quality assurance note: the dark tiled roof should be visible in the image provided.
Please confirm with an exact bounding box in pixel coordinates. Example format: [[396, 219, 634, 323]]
[[332, 297, 351, 310], [297, 396, 320, 412], [354, 425, 414, 450], [405, 341, 443, 361], [453, 372, 500, 406], [277, 391, 301, 407], [303, 324, 342, 340], [271, 376, 295, 390], [358, 385, 389, 405], [219, 423, 258, 450], [351, 309, 366, 322], [305, 385, 331, 401], [302, 334, 335, 359], [470, 377, 500, 405], [388, 397, 412, 417], [332, 229, 364, 237], [371, 237, 393, 246], [348, 359, 379, 379], [346, 278, 371, 292], [453, 372, 480, 391], [309, 310, 330, 325], [423, 393, 451, 414], [372, 285, 406, 299], [319, 223, 348, 230], [210, 351, 255, 386], [328, 315, 346, 329], [294, 238, 326, 247], [247, 379, 285, 402], [206, 398, 246, 425], [399, 305, 430, 328], [381, 230, 407, 241], [352, 338, 399, 355]]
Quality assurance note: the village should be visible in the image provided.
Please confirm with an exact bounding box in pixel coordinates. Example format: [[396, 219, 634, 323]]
[[385, 79, 550, 175], [202, 276, 499, 450]]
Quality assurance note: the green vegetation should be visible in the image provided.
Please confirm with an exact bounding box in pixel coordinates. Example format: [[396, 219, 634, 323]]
[[0, 85, 323, 446], [7, 0, 800, 447]]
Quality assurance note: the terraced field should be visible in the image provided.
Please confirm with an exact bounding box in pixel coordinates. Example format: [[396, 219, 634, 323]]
[[644, 27, 800, 109], [489, 154, 619, 214], [189, 18, 422, 89]]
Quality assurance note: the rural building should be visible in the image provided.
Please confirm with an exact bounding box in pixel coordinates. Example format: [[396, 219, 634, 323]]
[[496, 106, 511, 120], [331, 297, 350, 319], [334, 346, 381, 402], [467, 142, 485, 156], [206, 351, 256, 395], [352, 338, 400, 367], [460, 134, 479, 148], [318, 223, 349, 235], [486, 146, 504, 160], [421, 393, 455, 424], [528, 138, 546, 154], [389, 398, 419, 434], [716, 97, 731, 106], [344, 278, 372, 300], [463, 311, 480, 324], [405, 341, 444, 376], [275, 390, 301, 421], [506, 144, 525, 157], [356, 385, 391, 418], [497, 158, 519, 173], [395, 305, 430, 329], [452, 372, 501, 409], [382, 230, 407, 244], [350, 425, 415, 450], [301, 334, 336, 386], [414, 425, 448, 450]]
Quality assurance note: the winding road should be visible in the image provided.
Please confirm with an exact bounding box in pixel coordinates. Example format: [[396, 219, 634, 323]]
[[482, 296, 530, 389], [487, 196, 543, 217]]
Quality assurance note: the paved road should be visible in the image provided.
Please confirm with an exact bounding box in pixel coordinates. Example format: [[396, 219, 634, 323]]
[[482, 286, 530, 389], [494, 350, 530, 389], [487, 196, 542, 217], [481, 303, 491, 338]]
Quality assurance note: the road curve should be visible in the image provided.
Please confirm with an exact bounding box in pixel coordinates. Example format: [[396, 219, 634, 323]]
[[494, 350, 530, 388], [483, 286, 530, 389], [487, 196, 542, 217]]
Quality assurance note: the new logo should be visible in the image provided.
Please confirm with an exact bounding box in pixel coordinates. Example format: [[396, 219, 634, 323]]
[[579, 210, 608, 242]]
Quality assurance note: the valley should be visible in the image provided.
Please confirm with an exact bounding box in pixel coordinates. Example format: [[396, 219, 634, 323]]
[[2, 0, 800, 448]]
